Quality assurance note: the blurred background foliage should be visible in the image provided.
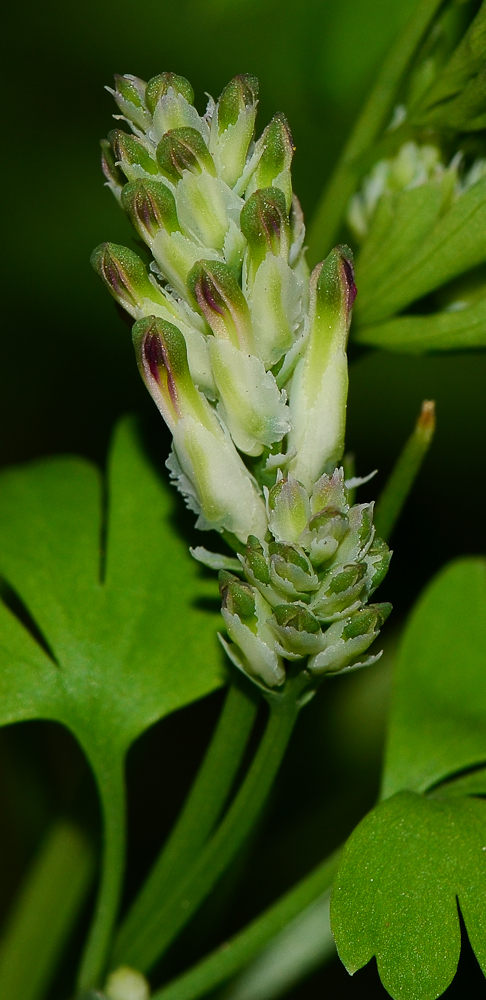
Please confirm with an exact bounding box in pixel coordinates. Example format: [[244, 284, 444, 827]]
[[2, 0, 486, 996]]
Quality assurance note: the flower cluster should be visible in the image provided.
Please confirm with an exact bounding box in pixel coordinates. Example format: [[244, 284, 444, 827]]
[[92, 71, 391, 691]]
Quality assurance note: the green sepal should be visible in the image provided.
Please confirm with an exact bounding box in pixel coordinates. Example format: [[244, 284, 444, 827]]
[[145, 72, 194, 115], [156, 127, 215, 183], [188, 260, 253, 352], [108, 130, 158, 181], [121, 179, 180, 239]]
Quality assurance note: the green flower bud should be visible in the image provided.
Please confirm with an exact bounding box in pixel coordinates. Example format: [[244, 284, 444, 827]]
[[219, 571, 256, 620], [121, 178, 180, 240], [175, 171, 240, 253], [109, 74, 151, 132], [365, 536, 392, 594], [267, 475, 310, 544], [188, 261, 254, 352], [220, 582, 285, 689], [310, 467, 349, 515], [212, 74, 259, 189], [247, 114, 294, 210], [108, 130, 158, 181], [336, 503, 375, 564], [149, 73, 207, 143], [134, 319, 267, 542], [122, 180, 214, 298], [244, 535, 271, 585], [311, 561, 367, 620], [90, 242, 161, 316], [100, 139, 124, 200], [241, 188, 290, 281], [156, 127, 216, 183], [132, 316, 206, 432], [299, 505, 349, 567], [145, 72, 194, 116], [288, 246, 356, 491], [307, 602, 391, 675], [269, 542, 319, 599], [269, 603, 324, 658]]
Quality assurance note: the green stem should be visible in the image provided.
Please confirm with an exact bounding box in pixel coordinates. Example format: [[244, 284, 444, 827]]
[[0, 821, 94, 1000], [151, 849, 341, 1000], [77, 754, 126, 991], [374, 400, 436, 542], [306, 0, 446, 263], [113, 682, 258, 966], [120, 677, 305, 974]]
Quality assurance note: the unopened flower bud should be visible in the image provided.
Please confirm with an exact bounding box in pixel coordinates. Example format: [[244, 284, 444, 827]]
[[121, 178, 180, 240], [244, 536, 271, 585], [156, 127, 215, 183], [145, 72, 194, 115], [213, 74, 259, 189], [108, 130, 158, 181], [288, 246, 356, 490], [188, 260, 253, 352], [366, 536, 392, 593], [267, 476, 310, 543], [308, 602, 391, 675], [219, 578, 285, 688], [311, 561, 367, 620], [123, 180, 212, 297], [269, 542, 319, 599], [100, 139, 125, 200], [219, 571, 256, 620], [336, 503, 375, 564], [132, 316, 205, 432], [299, 505, 349, 567], [270, 603, 323, 658], [241, 187, 290, 281], [311, 468, 349, 515], [134, 319, 267, 541], [247, 114, 294, 209], [148, 73, 206, 142], [109, 74, 151, 132], [90, 242, 162, 315]]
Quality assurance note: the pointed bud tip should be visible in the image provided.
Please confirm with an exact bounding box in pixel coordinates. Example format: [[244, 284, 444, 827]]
[[417, 399, 435, 438], [145, 72, 194, 114]]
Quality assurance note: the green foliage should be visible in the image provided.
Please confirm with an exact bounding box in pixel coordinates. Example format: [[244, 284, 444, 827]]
[[0, 413, 223, 763], [331, 791, 486, 1000], [0, 414, 224, 987], [383, 557, 486, 798], [355, 177, 486, 326], [331, 558, 486, 998]]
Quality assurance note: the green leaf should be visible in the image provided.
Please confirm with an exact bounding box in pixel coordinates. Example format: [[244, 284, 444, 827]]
[[355, 294, 486, 353], [331, 790, 486, 1000], [0, 415, 224, 986], [383, 557, 486, 798], [0, 414, 223, 756], [355, 178, 486, 325]]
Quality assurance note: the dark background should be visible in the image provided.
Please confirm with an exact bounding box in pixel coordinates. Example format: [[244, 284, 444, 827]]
[[2, 0, 486, 995]]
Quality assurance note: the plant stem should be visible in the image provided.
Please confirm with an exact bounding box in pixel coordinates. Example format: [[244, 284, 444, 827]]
[[77, 753, 126, 991], [0, 821, 94, 1000], [374, 400, 435, 542], [150, 849, 342, 1000], [120, 676, 306, 974], [113, 682, 258, 966], [306, 0, 446, 264]]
